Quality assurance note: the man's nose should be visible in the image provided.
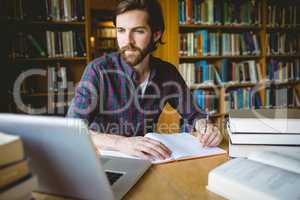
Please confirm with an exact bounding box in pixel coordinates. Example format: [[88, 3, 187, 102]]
[[124, 31, 134, 44]]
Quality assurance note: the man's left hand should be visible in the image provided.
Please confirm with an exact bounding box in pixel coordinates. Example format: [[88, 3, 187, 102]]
[[194, 119, 223, 147]]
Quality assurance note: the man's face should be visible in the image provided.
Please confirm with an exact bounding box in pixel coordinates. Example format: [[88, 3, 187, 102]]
[[116, 10, 154, 66]]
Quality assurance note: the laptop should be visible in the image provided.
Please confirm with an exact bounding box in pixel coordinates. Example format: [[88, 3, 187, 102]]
[[0, 114, 151, 200]]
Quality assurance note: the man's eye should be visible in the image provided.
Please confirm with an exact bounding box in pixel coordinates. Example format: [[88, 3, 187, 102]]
[[135, 30, 145, 33], [117, 29, 125, 33]]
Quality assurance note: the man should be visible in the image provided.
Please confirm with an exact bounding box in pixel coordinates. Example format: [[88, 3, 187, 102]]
[[67, 0, 223, 161]]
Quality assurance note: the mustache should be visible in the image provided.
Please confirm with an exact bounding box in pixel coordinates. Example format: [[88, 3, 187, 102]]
[[120, 44, 142, 53]]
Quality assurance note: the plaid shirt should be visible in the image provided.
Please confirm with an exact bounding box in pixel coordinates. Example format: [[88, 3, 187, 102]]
[[67, 52, 205, 136]]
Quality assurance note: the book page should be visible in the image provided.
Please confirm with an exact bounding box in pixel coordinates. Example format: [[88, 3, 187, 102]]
[[248, 150, 300, 175], [145, 133, 225, 163], [207, 158, 300, 200]]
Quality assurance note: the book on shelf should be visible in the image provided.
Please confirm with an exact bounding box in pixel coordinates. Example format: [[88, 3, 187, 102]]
[[229, 141, 300, 158], [1, 0, 85, 21], [178, 0, 261, 25], [100, 133, 226, 164], [207, 150, 300, 200], [227, 117, 300, 145], [48, 64, 68, 92], [0, 132, 24, 167], [193, 90, 218, 114], [26, 34, 47, 57]]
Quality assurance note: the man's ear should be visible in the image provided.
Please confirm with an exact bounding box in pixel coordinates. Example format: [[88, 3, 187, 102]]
[[152, 31, 162, 43]]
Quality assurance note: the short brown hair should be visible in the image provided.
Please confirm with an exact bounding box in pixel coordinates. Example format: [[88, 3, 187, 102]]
[[113, 0, 165, 51]]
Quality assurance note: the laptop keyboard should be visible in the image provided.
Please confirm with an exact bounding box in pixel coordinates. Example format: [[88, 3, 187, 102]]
[[105, 171, 124, 185]]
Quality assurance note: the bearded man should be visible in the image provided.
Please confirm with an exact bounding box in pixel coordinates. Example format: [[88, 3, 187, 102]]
[[67, 0, 223, 161]]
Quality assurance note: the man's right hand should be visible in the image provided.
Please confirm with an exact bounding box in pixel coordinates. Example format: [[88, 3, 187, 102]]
[[116, 136, 172, 161]]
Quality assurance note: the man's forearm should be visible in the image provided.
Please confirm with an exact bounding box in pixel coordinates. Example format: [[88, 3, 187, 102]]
[[90, 130, 125, 151]]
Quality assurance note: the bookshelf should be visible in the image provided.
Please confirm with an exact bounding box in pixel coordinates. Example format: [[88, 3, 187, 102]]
[[155, 0, 300, 134], [90, 9, 117, 60], [1, 0, 91, 115]]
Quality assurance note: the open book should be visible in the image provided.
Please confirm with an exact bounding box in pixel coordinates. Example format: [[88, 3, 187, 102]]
[[207, 150, 300, 200], [100, 133, 226, 164]]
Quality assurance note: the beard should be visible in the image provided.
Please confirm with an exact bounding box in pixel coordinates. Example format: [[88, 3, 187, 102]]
[[119, 40, 154, 66]]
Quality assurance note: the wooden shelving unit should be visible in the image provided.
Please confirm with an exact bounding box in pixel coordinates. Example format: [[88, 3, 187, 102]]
[[3, 0, 91, 115], [155, 0, 300, 134]]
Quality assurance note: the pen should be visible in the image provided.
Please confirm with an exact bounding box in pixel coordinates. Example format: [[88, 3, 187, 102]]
[[204, 113, 209, 135]]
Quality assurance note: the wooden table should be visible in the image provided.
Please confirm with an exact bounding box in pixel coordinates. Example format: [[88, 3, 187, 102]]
[[33, 153, 228, 200]]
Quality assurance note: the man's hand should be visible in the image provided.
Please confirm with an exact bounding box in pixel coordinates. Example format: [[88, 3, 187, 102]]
[[116, 136, 172, 161], [194, 119, 223, 147], [91, 132, 171, 161]]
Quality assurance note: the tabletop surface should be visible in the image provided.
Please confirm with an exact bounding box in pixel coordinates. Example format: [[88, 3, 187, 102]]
[[33, 153, 228, 200]]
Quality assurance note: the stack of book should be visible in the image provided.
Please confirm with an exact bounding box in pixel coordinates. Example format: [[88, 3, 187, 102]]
[[0, 132, 36, 200], [227, 110, 300, 158]]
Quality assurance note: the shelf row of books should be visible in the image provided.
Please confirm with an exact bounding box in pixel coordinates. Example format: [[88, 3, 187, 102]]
[[267, 59, 300, 82], [179, 31, 260, 57], [179, 59, 300, 86], [96, 27, 117, 38], [0, 0, 85, 22], [265, 87, 300, 109], [179, 60, 261, 86], [0, 132, 37, 200], [98, 39, 118, 50], [191, 85, 300, 114], [19, 64, 70, 95], [267, 32, 300, 56], [226, 86, 300, 111], [267, 3, 299, 28], [9, 31, 86, 59], [178, 0, 261, 25]]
